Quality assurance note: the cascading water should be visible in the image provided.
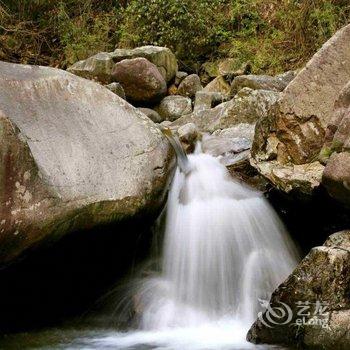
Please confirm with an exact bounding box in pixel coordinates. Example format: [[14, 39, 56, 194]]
[[1, 137, 300, 350], [89, 139, 299, 349], [137, 148, 299, 330]]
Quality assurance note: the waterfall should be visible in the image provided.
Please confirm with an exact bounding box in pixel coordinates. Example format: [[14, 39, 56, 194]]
[[137, 147, 298, 330], [93, 142, 299, 349]]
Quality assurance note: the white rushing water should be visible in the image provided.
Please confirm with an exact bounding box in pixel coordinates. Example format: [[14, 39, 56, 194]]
[[91, 146, 299, 349]]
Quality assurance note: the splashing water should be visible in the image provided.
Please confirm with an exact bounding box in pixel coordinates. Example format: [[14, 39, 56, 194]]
[[96, 145, 299, 349]]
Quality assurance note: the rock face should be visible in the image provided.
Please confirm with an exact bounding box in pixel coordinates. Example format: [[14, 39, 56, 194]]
[[177, 74, 203, 98], [111, 46, 178, 83], [251, 24, 350, 195], [111, 57, 167, 103], [322, 82, 350, 205], [156, 95, 192, 122], [67, 46, 178, 84], [256, 24, 350, 165], [323, 151, 350, 205], [0, 61, 173, 266], [247, 230, 350, 350]]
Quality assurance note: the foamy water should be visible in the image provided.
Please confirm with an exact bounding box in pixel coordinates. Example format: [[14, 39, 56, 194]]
[[99, 150, 299, 349]]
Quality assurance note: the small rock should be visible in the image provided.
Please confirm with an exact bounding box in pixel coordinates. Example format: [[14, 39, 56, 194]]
[[190, 120, 255, 167], [111, 45, 178, 83], [138, 108, 163, 123], [160, 120, 172, 128], [200, 61, 220, 84], [156, 95, 192, 122], [178, 123, 199, 143], [175, 71, 188, 86], [178, 74, 202, 98], [194, 91, 226, 112], [212, 124, 255, 141], [67, 52, 114, 83], [250, 159, 325, 194], [177, 123, 199, 153], [105, 82, 126, 100], [167, 84, 178, 95], [172, 88, 280, 133], [276, 70, 298, 85], [203, 76, 231, 98], [322, 151, 350, 206], [219, 59, 251, 77], [111, 57, 167, 103], [231, 74, 288, 94], [200, 60, 251, 84]]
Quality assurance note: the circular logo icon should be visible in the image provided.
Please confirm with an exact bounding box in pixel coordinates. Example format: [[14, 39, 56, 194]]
[[258, 298, 293, 328]]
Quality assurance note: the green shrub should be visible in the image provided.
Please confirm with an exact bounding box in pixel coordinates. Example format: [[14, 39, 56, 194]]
[[0, 0, 120, 67], [0, 0, 349, 73], [54, 2, 118, 66], [224, 0, 350, 74], [118, 0, 227, 68]]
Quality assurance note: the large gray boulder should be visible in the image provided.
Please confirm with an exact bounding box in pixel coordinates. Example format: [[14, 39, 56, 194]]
[[247, 230, 350, 350], [0, 61, 173, 266]]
